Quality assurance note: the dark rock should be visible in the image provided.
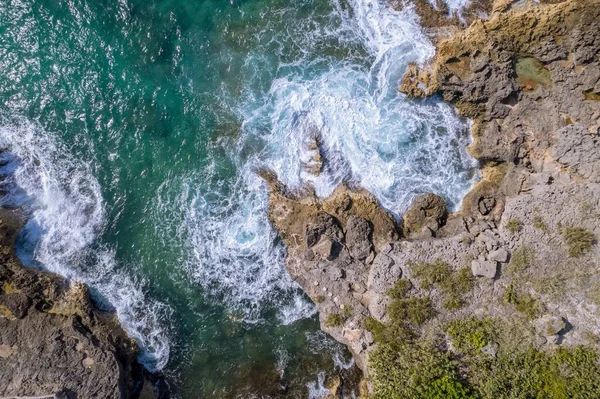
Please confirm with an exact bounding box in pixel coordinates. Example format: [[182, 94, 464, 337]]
[[345, 216, 373, 261]]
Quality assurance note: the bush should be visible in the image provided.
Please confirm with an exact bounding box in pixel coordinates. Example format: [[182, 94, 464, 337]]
[[325, 313, 343, 327], [387, 279, 412, 299], [506, 219, 522, 234], [515, 292, 545, 320], [471, 346, 600, 399], [446, 317, 495, 355], [563, 227, 596, 257], [370, 340, 472, 399], [533, 215, 549, 233], [413, 260, 451, 290], [388, 297, 433, 327], [412, 260, 473, 310]]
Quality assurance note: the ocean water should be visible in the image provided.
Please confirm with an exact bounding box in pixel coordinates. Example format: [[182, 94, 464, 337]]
[[0, 0, 477, 397]]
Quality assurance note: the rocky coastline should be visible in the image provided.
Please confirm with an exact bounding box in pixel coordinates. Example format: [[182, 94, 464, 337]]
[[0, 208, 163, 398], [262, 0, 600, 396]]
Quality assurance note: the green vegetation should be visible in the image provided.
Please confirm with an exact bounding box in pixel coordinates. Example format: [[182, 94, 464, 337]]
[[533, 215, 549, 233], [388, 297, 433, 327], [506, 218, 522, 234], [370, 339, 472, 399], [471, 346, 600, 399], [342, 305, 352, 318], [507, 246, 535, 274], [325, 313, 343, 328], [314, 295, 324, 304], [387, 279, 412, 299], [563, 227, 596, 257], [515, 292, 545, 320], [503, 284, 517, 304], [504, 284, 544, 319], [446, 317, 495, 356], [412, 260, 474, 310], [369, 314, 600, 399]]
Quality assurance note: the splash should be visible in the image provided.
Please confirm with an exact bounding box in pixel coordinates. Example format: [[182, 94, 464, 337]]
[[164, 0, 476, 323], [0, 116, 171, 370]]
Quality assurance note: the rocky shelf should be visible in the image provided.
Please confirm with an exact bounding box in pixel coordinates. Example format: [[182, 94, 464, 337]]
[[262, 0, 600, 396]]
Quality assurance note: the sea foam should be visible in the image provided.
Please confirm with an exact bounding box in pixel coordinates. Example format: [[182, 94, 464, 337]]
[[0, 116, 171, 370]]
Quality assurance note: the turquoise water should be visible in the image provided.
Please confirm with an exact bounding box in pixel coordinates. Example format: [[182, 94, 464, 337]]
[[0, 0, 477, 397]]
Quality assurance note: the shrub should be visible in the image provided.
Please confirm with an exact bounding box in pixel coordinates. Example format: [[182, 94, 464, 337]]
[[325, 313, 343, 328], [413, 260, 451, 290], [446, 317, 495, 355], [471, 346, 600, 399], [504, 284, 517, 304], [387, 279, 412, 299], [370, 340, 472, 399], [563, 227, 596, 257], [342, 305, 352, 318], [506, 218, 522, 234], [388, 297, 433, 327], [314, 295, 324, 304], [412, 260, 473, 310], [515, 292, 545, 320]]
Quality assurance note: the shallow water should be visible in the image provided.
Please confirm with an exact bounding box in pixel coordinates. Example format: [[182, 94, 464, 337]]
[[0, 0, 477, 397]]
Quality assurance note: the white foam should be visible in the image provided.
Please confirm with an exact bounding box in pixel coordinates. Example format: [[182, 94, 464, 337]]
[[307, 372, 331, 399], [157, 0, 477, 326], [0, 116, 171, 370]]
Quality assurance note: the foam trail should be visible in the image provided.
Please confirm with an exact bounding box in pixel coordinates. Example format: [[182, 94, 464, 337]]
[[157, 0, 477, 325], [0, 116, 171, 370]]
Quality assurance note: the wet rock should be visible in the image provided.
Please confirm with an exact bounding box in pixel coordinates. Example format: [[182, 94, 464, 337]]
[[345, 216, 373, 261], [0, 209, 155, 398], [471, 259, 498, 279]]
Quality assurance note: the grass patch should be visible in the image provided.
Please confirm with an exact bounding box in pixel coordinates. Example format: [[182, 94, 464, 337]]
[[563, 227, 596, 257], [314, 295, 324, 304], [325, 313, 344, 328], [387, 279, 412, 299], [533, 215, 549, 233], [507, 246, 535, 274], [506, 218, 522, 234], [412, 260, 474, 310], [446, 317, 495, 356]]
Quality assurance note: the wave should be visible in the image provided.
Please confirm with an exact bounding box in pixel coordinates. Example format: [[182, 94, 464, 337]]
[[0, 115, 171, 370], [157, 0, 477, 327]]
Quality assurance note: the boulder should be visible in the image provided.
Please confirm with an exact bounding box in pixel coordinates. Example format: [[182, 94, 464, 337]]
[[403, 193, 447, 238], [471, 259, 498, 279], [345, 216, 373, 261], [488, 248, 509, 263]]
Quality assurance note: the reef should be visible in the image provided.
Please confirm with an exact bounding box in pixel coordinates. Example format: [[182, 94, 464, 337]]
[[262, 0, 600, 396], [0, 209, 162, 398]]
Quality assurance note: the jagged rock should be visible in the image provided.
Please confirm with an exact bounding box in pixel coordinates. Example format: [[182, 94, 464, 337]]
[[0, 209, 159, 398], [346, 216, 373, 261], [488, 248, 509, 263], [403, 193, 447, 238], [305, 212, 344, 248], [313, 237, 335, 261], [367, 254, 398, 294], [471, 259, 498, 279], [535, 315, 567, 339]]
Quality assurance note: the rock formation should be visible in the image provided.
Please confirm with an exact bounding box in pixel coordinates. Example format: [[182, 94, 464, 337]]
[[0, 209, 161, 398], [262, 0, 600, 395]]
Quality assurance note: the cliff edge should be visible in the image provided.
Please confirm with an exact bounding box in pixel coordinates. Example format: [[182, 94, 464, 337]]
[[263, 0, 600, 396], [0, 209, 160, 398]]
